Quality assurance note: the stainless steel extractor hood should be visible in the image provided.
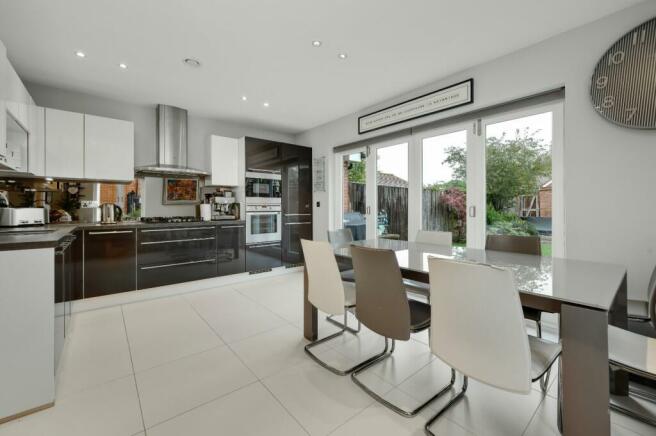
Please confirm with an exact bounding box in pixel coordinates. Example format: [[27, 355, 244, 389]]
[[134, 104, 209, 177]]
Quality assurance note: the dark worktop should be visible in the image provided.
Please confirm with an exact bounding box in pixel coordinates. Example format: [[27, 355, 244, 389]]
[[0, 220, 245, 251]]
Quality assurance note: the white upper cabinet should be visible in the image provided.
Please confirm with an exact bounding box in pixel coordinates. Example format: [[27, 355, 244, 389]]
[[84, 114, 134, 181], [27, 105, 45, 176], [208, 135, 240, 186], [45, 108, 84, 179]]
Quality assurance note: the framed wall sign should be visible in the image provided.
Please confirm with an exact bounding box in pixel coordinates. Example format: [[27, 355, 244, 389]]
[[162, 177, 200, 204], [313, 156, 326, 192], [358, 78, 474, 134]]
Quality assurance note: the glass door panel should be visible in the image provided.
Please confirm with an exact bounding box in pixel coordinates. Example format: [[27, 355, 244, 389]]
[[421, 130, 467, 245], [373, 142, 408, 240], [484, 111, 553, 256], [340, 150, 367, 241]]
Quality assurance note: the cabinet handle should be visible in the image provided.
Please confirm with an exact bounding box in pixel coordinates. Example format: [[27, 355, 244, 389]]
[[249, 243, 280, 248], [140, 237, 216, 245], [284, 214, 312, 217], [88, 230, 134, 235], [139, 258, 216, 270], [140, 227, 214, 233], [221, 225, 245, 229], [284, 222, 312, 226]]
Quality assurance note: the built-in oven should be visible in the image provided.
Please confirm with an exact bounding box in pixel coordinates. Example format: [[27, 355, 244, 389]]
[[246, 204, 282, 244], [245, 171, 282, 201]]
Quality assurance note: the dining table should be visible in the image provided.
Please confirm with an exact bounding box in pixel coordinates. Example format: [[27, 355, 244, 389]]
[[302, 238, 628, 436]]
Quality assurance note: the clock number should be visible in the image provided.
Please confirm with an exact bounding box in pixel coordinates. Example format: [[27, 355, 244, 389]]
[[625, 107, 638, 122], [602, 95, 615, 109], [596, 76, 609, 89], [608, 51, 625, 66]]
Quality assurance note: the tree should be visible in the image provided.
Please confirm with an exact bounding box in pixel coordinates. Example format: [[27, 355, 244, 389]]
[[347, 160, 366, 183], [444, 128, 551, 211]]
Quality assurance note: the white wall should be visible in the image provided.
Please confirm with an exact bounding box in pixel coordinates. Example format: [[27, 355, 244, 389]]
[[296, 2, 656, 301], [26, 82, 295, 216]]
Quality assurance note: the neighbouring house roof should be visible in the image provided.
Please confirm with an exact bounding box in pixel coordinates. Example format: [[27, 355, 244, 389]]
[[377, 172, 408, 188], [540, 180, 552, 189]]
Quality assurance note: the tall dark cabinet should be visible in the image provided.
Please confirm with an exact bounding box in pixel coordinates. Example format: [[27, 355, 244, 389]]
[[281, 144, 313, 266], [244, 138, 313, 271]]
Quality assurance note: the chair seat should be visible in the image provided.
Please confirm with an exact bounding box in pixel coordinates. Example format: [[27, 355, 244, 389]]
[[404, 279, 430, 297], [343, 282, 357, 307], [628, 300, 650, 321], [523, 306, 542, 322], [609, 325, 656, 381], [529, 336, 562, 381], [340, 269, 355, 283], [409, 299, 431, 332]]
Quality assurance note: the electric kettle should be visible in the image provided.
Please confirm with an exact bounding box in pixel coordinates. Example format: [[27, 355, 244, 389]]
[[100, 203, 122, 224]]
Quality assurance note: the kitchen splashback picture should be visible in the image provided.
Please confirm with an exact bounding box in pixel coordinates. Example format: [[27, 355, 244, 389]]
[[163, 178, 200, 204]]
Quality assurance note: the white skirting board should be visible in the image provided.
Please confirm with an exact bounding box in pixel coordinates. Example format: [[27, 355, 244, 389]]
[[71, 266, 303, 314]]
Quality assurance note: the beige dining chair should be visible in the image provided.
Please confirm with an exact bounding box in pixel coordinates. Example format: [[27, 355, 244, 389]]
[[424, 257, 561, 434], [486, 234, 545, 338], [348, 245, 454, 417], [301, 239, 382, 375]]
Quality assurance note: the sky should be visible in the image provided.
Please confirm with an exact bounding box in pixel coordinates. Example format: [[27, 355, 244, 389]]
[[370, 111, 553, 186]]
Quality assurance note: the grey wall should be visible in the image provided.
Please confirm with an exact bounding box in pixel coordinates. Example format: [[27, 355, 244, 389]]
[[26, 82, 295, 216], [296, 1, 656, 301]]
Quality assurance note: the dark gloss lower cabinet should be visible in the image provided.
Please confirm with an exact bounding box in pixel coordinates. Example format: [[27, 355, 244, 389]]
[[246, 242, 282, 272], [137, 226, 217, 289], [217, 223, 246, 276], [84, 229, 137, 298]]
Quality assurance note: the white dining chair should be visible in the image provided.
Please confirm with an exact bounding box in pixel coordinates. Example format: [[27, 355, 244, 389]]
[[325, 229, 361, 333], [301, 239, 380, 375], [415, 230, 453, 246], [424, 257, 561, 434], [404, 230, 453, 299]]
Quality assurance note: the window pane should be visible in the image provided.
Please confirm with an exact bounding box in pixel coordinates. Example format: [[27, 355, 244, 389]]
[[422, 130, 467, 245], [376, 143, 408, 240], [342, 152, 367, 241], [485, 112, 552, 256]]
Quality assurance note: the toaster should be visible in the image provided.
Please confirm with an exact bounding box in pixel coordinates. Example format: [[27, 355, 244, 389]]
[[0, 208, 46, 227]]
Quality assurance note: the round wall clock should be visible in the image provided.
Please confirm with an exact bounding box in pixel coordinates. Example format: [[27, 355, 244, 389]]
[[590, 17, 656, 129]]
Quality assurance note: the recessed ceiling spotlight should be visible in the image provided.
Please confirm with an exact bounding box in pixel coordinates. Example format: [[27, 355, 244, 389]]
[[241, 96, 248, 101], [75, 50, 86, 58], [183, 58, 201, 68], [119, 63, 128, 69], [338, 53, 348, 60], [263, 102, 270, 108], [45, 177, 53, 182], [312, 40, 322, 47]]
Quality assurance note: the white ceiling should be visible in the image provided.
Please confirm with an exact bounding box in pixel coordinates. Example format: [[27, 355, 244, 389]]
[[0, 0, 641, 134]]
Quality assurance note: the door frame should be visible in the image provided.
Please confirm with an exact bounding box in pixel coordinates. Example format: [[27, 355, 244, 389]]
[[476, 101, 565, 256]]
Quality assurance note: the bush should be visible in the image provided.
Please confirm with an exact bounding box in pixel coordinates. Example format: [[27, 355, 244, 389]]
[[486, 203, 537, 236]]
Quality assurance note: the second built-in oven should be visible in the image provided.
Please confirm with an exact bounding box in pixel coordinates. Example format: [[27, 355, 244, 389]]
[[246, 204, 282, 244]]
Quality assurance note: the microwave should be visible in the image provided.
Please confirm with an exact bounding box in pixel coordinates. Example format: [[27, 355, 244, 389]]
[[245, 172, 281, 200]]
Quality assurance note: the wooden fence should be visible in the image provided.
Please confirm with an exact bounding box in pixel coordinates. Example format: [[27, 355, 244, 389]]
[[346, 183, 458, 241]]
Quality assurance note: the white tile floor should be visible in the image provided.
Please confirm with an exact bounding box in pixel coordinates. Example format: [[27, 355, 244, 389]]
[[1, 272, 655, 436]]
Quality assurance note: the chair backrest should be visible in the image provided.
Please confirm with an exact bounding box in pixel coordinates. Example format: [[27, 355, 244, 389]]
[[428, 257, 532, 394], [649, 264, 656, 328], [327, 228, 354, 246], [416, 230, 452, 247], [301, 239, 345, 316], [351, 245, 411, 341], [486, 234, 541, 256]]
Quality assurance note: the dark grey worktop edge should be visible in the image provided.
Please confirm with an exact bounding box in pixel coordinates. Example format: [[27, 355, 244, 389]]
[[0, 220, 246, 251]]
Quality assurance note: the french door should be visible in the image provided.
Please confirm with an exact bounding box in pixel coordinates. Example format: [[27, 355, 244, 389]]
[[336, 101, 563, 255]]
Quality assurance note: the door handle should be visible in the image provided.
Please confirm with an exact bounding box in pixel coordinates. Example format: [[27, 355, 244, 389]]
[[366, 206, 371, 215], [468, 206, 476, 218], [284, 222, 312, 226]]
